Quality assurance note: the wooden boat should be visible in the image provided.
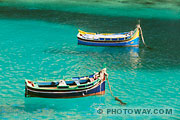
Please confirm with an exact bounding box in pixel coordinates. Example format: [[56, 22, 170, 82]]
[[25, 68, 107, 98], [77, 24, 140, 47]]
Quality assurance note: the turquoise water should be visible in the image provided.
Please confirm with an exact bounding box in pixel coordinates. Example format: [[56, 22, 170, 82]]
[[0, 2, 180, 120]]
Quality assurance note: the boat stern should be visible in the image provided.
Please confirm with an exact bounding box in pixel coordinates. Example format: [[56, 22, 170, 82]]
[[25, 79, 36, 97]]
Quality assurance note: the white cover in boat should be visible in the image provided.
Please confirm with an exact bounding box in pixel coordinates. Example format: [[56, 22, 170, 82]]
[[78, 32, 132, 40], [58, 80, 67, 86]]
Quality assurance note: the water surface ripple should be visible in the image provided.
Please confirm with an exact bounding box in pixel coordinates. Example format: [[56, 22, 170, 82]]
[[0, 7, 180, 120]]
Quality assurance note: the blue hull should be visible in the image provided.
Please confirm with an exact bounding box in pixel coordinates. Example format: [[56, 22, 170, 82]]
[[25, 81, 105, 98], [78, 37, 139, 47]]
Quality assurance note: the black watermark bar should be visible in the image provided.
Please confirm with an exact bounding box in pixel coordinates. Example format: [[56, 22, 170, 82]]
[[97, 108, 173, 115]]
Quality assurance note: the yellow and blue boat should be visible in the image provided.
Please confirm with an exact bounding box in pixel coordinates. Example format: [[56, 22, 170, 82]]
[[77, 24, 140, 47]]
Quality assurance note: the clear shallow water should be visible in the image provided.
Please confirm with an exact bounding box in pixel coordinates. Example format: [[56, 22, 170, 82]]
[[0, 4, 180, 120]]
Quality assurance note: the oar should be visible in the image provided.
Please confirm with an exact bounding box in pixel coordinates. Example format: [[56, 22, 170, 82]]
[[106, 76, 126, 105], [138, 20, 152, 49]]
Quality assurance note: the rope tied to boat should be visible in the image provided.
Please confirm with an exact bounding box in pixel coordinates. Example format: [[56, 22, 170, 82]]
[[106, 76, 126, 105], [137, 20, 152, 49]]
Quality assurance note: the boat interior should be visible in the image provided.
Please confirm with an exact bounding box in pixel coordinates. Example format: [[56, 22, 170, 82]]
[[37, 74, 96, 88]]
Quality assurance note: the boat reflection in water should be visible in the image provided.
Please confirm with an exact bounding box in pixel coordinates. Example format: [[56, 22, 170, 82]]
[[43, 46, 141, 73], [128, 47, 141, 69], [91, 47, 141, 70]]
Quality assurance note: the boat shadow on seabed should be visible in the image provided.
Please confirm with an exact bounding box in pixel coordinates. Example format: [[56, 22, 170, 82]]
[[22, 95, 106, 113]]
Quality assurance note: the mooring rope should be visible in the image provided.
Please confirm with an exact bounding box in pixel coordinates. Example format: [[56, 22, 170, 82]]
[[137, 20, 152, 49], [106, 76, 126, 105]]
